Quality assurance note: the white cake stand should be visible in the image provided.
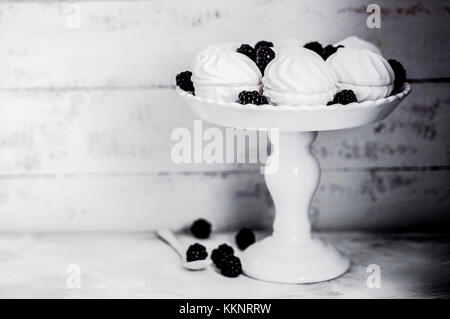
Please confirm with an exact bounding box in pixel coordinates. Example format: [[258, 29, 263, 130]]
[[178, 84, 411, 283]]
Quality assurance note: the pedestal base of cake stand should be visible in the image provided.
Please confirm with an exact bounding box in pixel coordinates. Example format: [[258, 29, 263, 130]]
[[241, 131, 349, 284], [242, 235, 350, 284]]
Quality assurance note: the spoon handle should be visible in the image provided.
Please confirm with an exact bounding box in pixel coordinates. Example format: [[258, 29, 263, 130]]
[[156, 228, 185, 260]]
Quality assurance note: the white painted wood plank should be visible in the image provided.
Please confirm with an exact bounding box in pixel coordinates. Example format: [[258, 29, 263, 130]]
[[1, 83, 449, 175], [0, 232, 449, 298], [0, 169, 448, 232], [0, 171, 274, 232], [0, 87, 260, 174], [1, 0, 449, 89], [313, 170, 450, 231]]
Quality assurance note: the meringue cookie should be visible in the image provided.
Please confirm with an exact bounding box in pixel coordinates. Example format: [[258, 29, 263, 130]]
[[335, 36, 382, 56], [192, 48, 262, 102], [326, 48, 394, 102], [262, 48, 337, 106]]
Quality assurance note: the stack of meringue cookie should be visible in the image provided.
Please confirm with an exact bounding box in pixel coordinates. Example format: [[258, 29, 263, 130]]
[[176, 36, 406, 107]]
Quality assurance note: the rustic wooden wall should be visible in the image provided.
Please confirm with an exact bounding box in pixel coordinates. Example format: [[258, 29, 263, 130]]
[[0, 0, 449, 232]]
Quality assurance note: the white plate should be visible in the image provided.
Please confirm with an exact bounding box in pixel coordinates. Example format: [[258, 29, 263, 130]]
[[177, 83, 411, 132]]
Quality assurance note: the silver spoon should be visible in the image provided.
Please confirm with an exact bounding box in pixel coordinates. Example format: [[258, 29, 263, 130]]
[[156, 228, 210, 271]]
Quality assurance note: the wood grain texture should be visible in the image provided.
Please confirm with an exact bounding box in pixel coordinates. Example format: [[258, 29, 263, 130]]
[[0, 169, 448, 232], [0, 232, 449, 298], [0, 0, 449, 89], [1, 83, 449, 175]]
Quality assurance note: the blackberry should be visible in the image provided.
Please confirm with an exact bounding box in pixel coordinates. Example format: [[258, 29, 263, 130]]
[[239, 91, 259, 105], [388, 59, 406, 92], [186, 243, 208, 262], [235, 228, 255, 250], [255, 40, 274, 52], [175, 71, 195, 93], [237, 44, 256, 61], [258, 95, 269, 105], [211, 244, 234, 268], [332, 90, 357, 105], [190, 219, 211, 239], [303, 41, 323, 56], [238, 91, 269, 106], [255, 46, 275, 75], [321, 44, 343, 60], [219, 255, 242, 277]]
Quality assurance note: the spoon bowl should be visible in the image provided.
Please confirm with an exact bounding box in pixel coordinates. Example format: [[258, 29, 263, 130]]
[[183, 259, 211, 271]]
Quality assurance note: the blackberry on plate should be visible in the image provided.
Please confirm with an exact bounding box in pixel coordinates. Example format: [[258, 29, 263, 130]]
[[238, 91, 269, 106], [186, 243, 208, 262], [176, 71, 195, 93], [237, 44, 256, 61], [255, 46, 275, 75], [190, 219, 211, 239], [219, 255, 242, 277], [258, 95, 269, 105], [211, 243, 234, 268], [303, 41, 323, 56], [235, 228, 256, 250], [388, 59, 406, 92], [332, 89, 357, 105], [255, 40, 274, 52]]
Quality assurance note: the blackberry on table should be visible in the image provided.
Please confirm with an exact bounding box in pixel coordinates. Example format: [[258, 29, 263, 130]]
[[332, 89, 357, 105], [235, 228, 256, 250], [237, 44, 256, 61], [190, 219, 211, 239], [255, 40, 273, 52], [175, 71, 195, 93], [238, 91, 269, 106], [219, 255, 242, 277], [211, 243, 234, 268], [255, 46, 275, 75], [303, 41, 323, 56], [186, 243, 208, 262], [388, 59, 406, 92]]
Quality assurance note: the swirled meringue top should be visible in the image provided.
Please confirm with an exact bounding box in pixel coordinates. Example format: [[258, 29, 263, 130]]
[[262, 47, 337, 95], [192, 49, 262, 87], [335, 36, 382, 56], [326, 48, 394, 87]]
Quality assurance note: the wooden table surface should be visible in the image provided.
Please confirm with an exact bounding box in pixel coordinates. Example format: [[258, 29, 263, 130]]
[[0, 231, 449, 299]]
